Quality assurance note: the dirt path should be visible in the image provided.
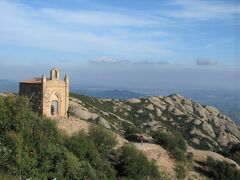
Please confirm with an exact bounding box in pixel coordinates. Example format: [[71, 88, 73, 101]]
[[54, 117, 91, 135], [54, 116, 128, 147]]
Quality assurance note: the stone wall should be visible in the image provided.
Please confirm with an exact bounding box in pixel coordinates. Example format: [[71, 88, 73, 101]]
[[19, 83, 43, 115], [42, 79, 68, 117]]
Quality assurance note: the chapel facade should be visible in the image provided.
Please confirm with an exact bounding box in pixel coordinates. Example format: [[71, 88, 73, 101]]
[[19, 68, 69, 117]]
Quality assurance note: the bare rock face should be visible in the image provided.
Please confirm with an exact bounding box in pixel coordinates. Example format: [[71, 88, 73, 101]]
[[142, 120, 163, 131], [127, 98, 141, 104], [172, 108, 185, 116], [0, 93, 7, 97], [193, 103, 206, 119], [193, 119, 202, 126], [69, 94, 240, 151], [184, 104, 194, 114], [69, 99, 99, 120], [188, 146, 240, 169], [148, 96, 167, 110], [147, 94, 240, 148], [202, 122, 216, 138], [174, 102, 187, 114], [156, 108, 162, 117], [145, 104, 155, 111], [205, 105, 219, 116], [163, 97, 175, 106], [191, 138, 200, 145], [98, 117, 111, 129]]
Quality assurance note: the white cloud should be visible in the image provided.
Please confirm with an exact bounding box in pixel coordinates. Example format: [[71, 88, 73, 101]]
[[89, 57, 129, 64], [196, 58, 218, 66]]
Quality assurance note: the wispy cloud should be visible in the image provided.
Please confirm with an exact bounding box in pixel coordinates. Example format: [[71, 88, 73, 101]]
[[0, 0, 236, 65], [89, 57, 129, 64], [0, 0, 175, 59], [89, 57, 170, 65], [164, 0, 238, 23], [204, 39, 233, 49], [41, 8, 159, 27], [196, 58, 218, 66]]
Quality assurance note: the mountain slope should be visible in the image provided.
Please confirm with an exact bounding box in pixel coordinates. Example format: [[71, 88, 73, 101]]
[[0, 94, 162, 179], [2, 92, 240, 179], [70, 93, 240, 152]]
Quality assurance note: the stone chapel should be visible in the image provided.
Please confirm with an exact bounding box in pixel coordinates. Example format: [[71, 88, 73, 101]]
[[19, 68, 69, 117]]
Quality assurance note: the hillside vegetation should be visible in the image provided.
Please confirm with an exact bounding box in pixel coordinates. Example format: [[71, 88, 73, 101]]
[[70, 93, 240, 151], [69, 93, 240, 179], [2, 93, 240, 179], [0, 95, 160, 179]]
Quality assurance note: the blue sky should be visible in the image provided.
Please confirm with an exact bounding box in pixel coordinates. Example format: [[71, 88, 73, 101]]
[[0, 0, 239, 90]]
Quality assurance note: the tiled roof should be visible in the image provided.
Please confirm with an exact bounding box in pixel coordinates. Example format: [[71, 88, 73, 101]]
[[20, 77, 50, 84]]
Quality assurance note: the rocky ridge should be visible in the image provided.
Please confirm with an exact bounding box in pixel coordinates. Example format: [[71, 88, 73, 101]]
[[70, 94, 240, 151]]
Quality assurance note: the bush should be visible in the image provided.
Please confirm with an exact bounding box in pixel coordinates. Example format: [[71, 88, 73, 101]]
[[111, 144, 161, 179], [0, 95, 161, 179], [89, 126, 117, 158], [123, 125, 142, 136], [172, 148, 186, 162], [153, 131, 187, 161], [176, 163, 186, 179], [153, 130, 187, 179], [206, 157, 240, 180], [65, 132, 116, 179], [0, 96, 116, 179], [224, 143, 240, 166]]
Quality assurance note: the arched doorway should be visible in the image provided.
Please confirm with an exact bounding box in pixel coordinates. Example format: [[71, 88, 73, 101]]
[[51, 100, 59, 116], [50, 92, 61, 117]]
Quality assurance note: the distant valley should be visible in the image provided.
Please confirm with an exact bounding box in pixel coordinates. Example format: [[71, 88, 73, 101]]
[[1, 79, 239, 124], [0, 79, 18, 93]]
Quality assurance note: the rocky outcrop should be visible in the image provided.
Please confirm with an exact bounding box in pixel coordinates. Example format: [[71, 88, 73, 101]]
[[188, 146, 240, 169], [127, 98, 141, 104], [65, 94, 240, 179], [97, 117, 111, 129], [70, 98, 99, 120], [145, 95, 240, 148], [69, 94, 240, 151]]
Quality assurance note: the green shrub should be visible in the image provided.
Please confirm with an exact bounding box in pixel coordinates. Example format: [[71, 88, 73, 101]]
[[89, 126, 117, 158], [176, 163, 186, 180], [153, 131, 187, 161], [0, 95, 161, 179], [111, 144, 161, 179], [172, 148, 186, 162], [65, 132, 116, 179], [153, 130, 187, 179], [223, 143, 240, 166], [0, 96, 114, 179], [206, 157, 240, 180], [123, 125, 142, 136]]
